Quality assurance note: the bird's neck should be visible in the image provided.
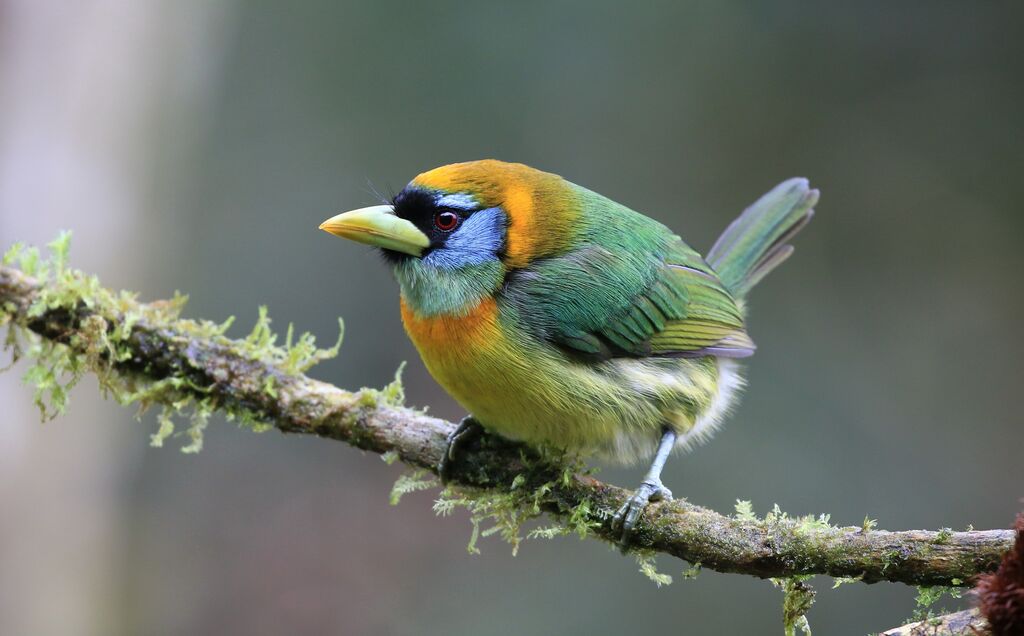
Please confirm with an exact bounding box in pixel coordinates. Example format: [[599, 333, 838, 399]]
[[392, 258, 505, 318]]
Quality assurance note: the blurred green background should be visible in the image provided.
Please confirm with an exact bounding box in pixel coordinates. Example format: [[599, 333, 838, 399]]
[[1, 2, 1022, 634]]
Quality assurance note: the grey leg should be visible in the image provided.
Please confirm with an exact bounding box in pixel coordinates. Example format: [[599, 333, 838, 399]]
[[437, 415, 483, 483], [612, 428, 676, 544]]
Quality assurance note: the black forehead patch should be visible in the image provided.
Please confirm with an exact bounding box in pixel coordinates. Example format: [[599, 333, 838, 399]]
[[392, 187, 437, 234]]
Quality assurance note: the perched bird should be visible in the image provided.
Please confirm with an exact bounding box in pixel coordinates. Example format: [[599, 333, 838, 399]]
[[320, 160, 817, 540]]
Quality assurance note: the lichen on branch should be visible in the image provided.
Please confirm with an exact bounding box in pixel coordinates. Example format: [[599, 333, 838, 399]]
[[0, 237, 1015, 605], [2, 233, 342, 452]]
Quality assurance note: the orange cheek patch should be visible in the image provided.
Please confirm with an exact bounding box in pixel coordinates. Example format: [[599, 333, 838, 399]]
[[502, 182, 537, 268]]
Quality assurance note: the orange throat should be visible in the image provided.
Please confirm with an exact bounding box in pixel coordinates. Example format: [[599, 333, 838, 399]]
[[399, 295, 501, 359]]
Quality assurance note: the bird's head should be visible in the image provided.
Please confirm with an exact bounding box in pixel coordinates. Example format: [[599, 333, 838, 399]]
[[320, 160, 582, 314], [320, 160, 581, 267]]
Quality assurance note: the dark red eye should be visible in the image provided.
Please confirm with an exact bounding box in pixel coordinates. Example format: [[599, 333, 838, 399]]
[[433, 211, 459, 231]]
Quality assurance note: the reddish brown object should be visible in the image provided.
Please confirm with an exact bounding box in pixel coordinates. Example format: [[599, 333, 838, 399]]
[[976, 514, 1024, 635]]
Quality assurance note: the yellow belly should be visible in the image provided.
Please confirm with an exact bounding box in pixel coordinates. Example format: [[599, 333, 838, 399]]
[[399, 296, 725, 462]]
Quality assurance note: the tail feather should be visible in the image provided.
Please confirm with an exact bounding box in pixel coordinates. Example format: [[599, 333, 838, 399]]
[[706, 178, 818, 298]]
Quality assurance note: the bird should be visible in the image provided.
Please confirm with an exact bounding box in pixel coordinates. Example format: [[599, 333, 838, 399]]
[[319, 160, 817, 541]]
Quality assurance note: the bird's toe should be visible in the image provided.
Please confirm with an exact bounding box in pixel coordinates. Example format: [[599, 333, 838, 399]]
[[613, 481, 666, 545]]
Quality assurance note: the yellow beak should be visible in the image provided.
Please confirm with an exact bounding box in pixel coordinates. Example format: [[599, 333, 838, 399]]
[[319, 205, 430, 257]]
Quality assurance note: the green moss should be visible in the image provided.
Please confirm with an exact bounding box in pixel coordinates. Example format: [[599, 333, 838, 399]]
[[882, 549, 903, 573], [389, 468, 438, 505], [831, 575, 861, 589], [1, 234, 345, 453], [22, 335, 84, 419], [564, 496, 600, 539], [426, 452, 596, 558], [734, 499, 757, 521], [3, 242, 25, 266], [357, 391, 379, 408], [917, 585, 963, 606], [733, 499, 836, 541], [435, 484, 531, 556], [772, 576, 815, 636], [243, 305, 275, 354], [19, 245, 41, 277], [434, 480, 547, 556], [261, 374, 276, 398], [181, 397, 214, 454], [49, 231, 71, 275], [280, 318, 344, 375], [150, 405, 176, 447], [379, 361, 406, 406], [908, 584, 965, 623], [234, 306, 343, 376], [681, 562, 702, 580], [934, 527, 953, 545], [727, 501, 832, 634], [636, 551, 673, 587], [793, 512, 833, 535]]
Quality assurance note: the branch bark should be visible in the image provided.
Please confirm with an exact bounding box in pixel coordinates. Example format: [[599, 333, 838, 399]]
[[0, 262, 1014, 587], [881, 609, 987, 636]]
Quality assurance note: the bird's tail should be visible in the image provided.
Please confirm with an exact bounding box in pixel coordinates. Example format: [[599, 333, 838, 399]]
[[706, 178, 818, 299]]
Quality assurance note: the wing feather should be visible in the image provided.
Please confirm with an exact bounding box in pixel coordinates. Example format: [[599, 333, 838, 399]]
[[502, 236, 755, 360]]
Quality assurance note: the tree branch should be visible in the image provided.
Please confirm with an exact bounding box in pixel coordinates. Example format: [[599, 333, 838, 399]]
[[0, 259, 1014, 588], [881, 609, 987, 636]]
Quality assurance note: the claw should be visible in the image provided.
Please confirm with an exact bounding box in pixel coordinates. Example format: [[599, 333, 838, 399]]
[[612, 479, 673, 545], [437, 416, 482, 483]]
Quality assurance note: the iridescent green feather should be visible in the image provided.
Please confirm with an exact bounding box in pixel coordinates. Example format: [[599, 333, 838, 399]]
[[502, 184, 753, 359], [706, 178, 818, 298]]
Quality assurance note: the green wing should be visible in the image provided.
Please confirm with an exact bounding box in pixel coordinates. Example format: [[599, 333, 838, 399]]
[[502, 235, 755, 360]]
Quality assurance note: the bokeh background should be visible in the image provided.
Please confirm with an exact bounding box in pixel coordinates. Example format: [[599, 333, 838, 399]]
[[2, 2, 1022, 634]]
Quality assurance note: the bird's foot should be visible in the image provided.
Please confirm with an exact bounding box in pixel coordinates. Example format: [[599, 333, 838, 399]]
[[437, 416, 483, 483], [612, 479, 673, 545]]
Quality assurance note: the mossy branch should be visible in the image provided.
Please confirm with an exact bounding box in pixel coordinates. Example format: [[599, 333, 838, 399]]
[[0, 246, 1015, 598]]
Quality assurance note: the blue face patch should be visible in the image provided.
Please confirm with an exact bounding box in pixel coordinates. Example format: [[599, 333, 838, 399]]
[[435, 193, 478, 211], [422, 207, 507, 269]]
